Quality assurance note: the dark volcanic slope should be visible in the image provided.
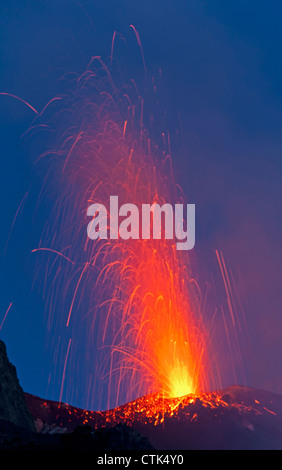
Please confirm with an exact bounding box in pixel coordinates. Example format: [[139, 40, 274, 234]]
[[0, 341, 35, 431], [25, 386, 282, 450]]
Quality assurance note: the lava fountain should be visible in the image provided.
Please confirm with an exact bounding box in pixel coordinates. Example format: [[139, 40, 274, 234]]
[[30, 53, 209, 410]]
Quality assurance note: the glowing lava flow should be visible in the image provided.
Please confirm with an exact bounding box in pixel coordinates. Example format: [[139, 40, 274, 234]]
[[31, 56, 209, 409]]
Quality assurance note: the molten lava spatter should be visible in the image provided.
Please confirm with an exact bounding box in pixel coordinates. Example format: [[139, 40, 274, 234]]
[[29, 55, 209, 409]]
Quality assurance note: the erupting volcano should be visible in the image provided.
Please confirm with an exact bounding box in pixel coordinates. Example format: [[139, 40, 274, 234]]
[[2, 1, 282, 452], [1, 27, 247, 425], [28, 45, 214, 411]]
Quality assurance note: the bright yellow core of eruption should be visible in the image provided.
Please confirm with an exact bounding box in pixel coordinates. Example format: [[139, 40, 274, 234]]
[[167, 359, 196, 398], [153, 330, 200, 399]]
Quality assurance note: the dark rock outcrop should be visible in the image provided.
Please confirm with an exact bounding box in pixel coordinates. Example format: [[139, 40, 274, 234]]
[[0, 340, 35, 431], [60, 423, 155, 450], [0, 421, 155, 450]]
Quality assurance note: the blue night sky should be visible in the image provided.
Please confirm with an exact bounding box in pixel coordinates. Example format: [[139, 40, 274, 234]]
[[0, 0, 282, 409]]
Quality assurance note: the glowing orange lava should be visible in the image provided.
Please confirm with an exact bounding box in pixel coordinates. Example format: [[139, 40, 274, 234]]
[[31, 55, 209, 409]]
